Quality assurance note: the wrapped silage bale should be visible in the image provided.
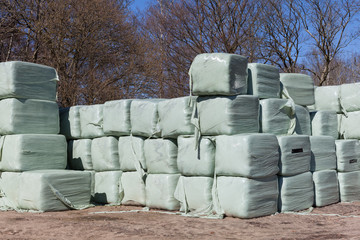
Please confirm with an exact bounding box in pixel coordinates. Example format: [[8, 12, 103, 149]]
[[314, 85, 341, 113], [0, 172, 21, 209], [174, 176, 213, 214], [0, 61, 58, 101], [310, 110, 338, 139], [278, 172, 314, 212], [335, 140, 360, 172], [119, 171, 146, 206], [18, 170, 92, 211], [309, 136, 336, 172], [295, 105, 311, 135], [259, 99, 295, 135], [79, 104, 104, 139], [59, 106, 82, 139], [145, 174, 180, 211], [91, 136, 119, 171], [196, 95, 259, 136], [177, 136, 215, 177], [144, 138, 178, 174], [118, 136, 146, 172], [280, 73, 315, 106], [340, 83, 360, 113], [0, 134, 67, 172], [338, 171, 360, 202], [215, 134, 279, 178], [0, 98, 59, 135], [189, 53, 248, 96], [217, 176, 278, 218], [103, 99, 132, 136], [68, 139, 93, 170], [93, 171, 122, 204], [277, 135, 311, 176], [313, 170, 339, 207], [130, 99, 163, 138], [247, 63, 280, 99], [341, 111, 360, 139], [158, 97, 195, 138]]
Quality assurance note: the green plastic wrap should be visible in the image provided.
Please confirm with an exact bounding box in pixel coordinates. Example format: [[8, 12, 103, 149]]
[[341, 111, 360, 139], [91, 137, 119, 171], [313, 170, 339, 207], [103, 99, 132, 136], [94, 171, 122, 204], [189, 53, 248, 96], [118, 136, 146, 172], [335, 140, 360, 172], [59, 106, 82, 140], [338, 171, 360, 202], [295, 105, 311, 135], [340, 83, 360, 113], [0, 172, 21, 209], [310, 110, 338, 139], [280, 73, 315, 106], [0, 98, 59, 135], [119, 171, 146, 206], [309, 136, 336, 172], [79, 104, 104, 139], [314, 85, 341, 113], [68, 139, 93, 170], [247, 63, 280, 99], [0, 61, 58, 101]]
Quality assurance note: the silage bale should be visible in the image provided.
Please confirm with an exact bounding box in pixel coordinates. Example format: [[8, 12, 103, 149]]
[[247, 63, 280, 99], [309, 136, 336, 172], [94, 171, 122, 204], [59, 106, 82, 139], [313, 170, 339, 207], [68, 139, 93, 170], [340, 83, 360, 113], [280, 73, 315, 106], [91, 136, 119, 171], [119, 171, 146, 206], [118, 136, 146, 171], [338, 171, 360, 202], [310, 110, 338, 139], [295, 105, 311, 135], [341, 111, 360, 139], [103, 99, 132, 136], [0, 172, 22, 209], [314, 85, 341, 113], [79, 104, 104, 139], [335, 140, 360, 172]]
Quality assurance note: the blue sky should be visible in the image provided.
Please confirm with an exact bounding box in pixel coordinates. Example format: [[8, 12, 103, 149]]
[[130, 0, 151, 11]]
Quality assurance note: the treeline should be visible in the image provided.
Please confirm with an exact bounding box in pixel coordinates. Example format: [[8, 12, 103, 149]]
[[1, 0, 360, 107]]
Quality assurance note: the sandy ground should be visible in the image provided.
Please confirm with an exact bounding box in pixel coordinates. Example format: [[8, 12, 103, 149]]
[[0, 203, 360, 239]]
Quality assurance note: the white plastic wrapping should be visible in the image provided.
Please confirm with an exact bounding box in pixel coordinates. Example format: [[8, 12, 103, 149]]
[[341, 111, 360, 139], [177, 136, 215, 177], [247, 63, 280, 99], [217, 176, 278, 218], [278, 172, 314, 212], [158, 97, 195, 138], [130, 99, 163, 138], [79, 104, 104, 139], [144, 138, 178, 174], [91, 137, 119, 171], [196, 95, 259, 135], [295, 105, 311, 135], [0, 172, 21, 209], [310, 110, 338, 139], [103, 99, 132, 136], [215, 134, 279, 178], [338, 171, 360, 202], [0, 134, 66, 172], [94, 171, 122, 204], [309, 136, 336, 172], [118, 136, 146, 172], [68, 139, 93, 170], [313, 170, 339, 207], [189, 53, 248, 96], [145, 174, 180, 211], [335, 140, 360, 172], [340, 83, 360, 113], [0, 98, 59, 135], [119, 171, 146, 206], [259, 99, 296, 135], [0, 61, 58, 101], [277, 135, 311, 176], [59, 106, 82, 139], [314, 85, 341, 113], [280, 73, 315, 106]]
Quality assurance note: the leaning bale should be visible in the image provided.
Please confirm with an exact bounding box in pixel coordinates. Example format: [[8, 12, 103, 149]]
[[280, 73, 315, 106]]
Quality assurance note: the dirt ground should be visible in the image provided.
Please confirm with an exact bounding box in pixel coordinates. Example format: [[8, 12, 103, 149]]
[[0, 203, 360, 240]]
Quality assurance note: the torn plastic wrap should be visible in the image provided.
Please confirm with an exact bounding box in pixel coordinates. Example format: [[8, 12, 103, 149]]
[[215, 134, 279, 178], [196, 95, 259, 136], [295, 105, 311, 135], [94, 171, 122, 205], [145, 174, 180, 211], [340, 83, 360, 113], [0, 61, 58, 101], [335, 140, 360, 172], [189, 53, 248, 96], [119, 171, 146, 206], [278, 172, 314, 212], [217, 176, 278, 218], [341, 111, 360, 139], [277, 135, 311, 176], [314, 85, 341, 113], [338, 171, 360, 202], [259, 99, 296, 135], [130, 99, 164, 138], [91, 137, 119, 171], [68, 139, 93, 170], [0, 134, 67, 172], [309, 136, 336, 172], [313, 170, 339, 207], [280, 73, 315, 106], [118, 136, 147, 172], [144, 138, 178, 174], [103, 99, 132, 136], [0, 98, 59, 135], [177, 136, 215, 177], [310, 110, 338, 139], [158, 97, 196, 138], [247, 63, 280, 99], [59, 106, 82, 139], [79, 104, 104, 139]]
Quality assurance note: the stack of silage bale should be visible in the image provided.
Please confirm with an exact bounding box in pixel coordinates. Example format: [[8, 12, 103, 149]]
[[0, 61, 91, 211]]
